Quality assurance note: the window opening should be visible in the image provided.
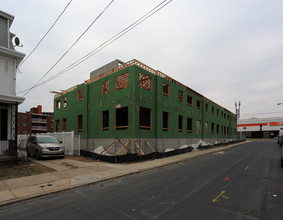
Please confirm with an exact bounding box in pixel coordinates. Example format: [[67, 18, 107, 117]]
[[139, 73, 152, 91], [102, 80, 109, 95], [115, 73, 129, 90], [187, 117, 192, 133], [178, 90, 183, 102], [205, 104, 208, 112], [163, 83, 169, 96], [197, 100, 201, 109], [55, 120, 60, 132], [212, 106, 214, 114], [63, 118, 66, 132], [196, 120, 201, 134], [205, 122, 208, 134], [163, 111, 169, 131], [211, 123, 215, 134], [77, 115, 83, 132], [77, 89, 83, 102], [63, 97, 67, 107], [115, 107, 128, 130], [102, 110, 109, 130], [187, 95, 193, 106], [178, 115, 183, 132], [55, 100, 60, 109], [216, 124, 219, 134], [139, 107, 151, 130]]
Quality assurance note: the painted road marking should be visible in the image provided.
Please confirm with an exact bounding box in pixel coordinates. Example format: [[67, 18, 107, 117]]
[[212, 191, 227, 203]]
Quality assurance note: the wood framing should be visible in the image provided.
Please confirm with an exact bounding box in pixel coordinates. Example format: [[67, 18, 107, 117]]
[[115, 72, 129, 90], [139, 73, 152, 91]]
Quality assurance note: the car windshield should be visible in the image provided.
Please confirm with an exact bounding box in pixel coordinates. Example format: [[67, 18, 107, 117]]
[[37, 136, 59, 144]]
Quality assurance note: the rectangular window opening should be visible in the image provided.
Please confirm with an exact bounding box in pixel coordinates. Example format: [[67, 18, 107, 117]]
[[55, 120, 60, 132], [77, 89, 83, 102], [163, 83, 169, 96], [102, 110, 109, 130], [139, 73, 152, 91], [205, 104, 208, 112], [187, 95, 193, 106], [63, 97, 67, 107], [187, 117, 192, 133], [163, 111, 169, 131], [115, 73, 129, 90], [139, 107, 151, 130], [178, 90, 183, 102], [102, 80, 109, 95], [115, 107, 128, 130], [77, 115, 83, 132], [205, 122, 208, 134], [196, 120, 201, 134], [63, 118, 66, 132], [197, 100, 201, 110], [211, 123, 215, 134], [178, 115, 183, 132], [55, 100, 60, 109]]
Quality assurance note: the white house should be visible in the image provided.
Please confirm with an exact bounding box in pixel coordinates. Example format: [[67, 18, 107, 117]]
[[0, 10, 25, 160]]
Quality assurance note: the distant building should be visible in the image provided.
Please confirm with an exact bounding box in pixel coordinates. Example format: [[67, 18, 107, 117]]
[[0, 10, 25, 160], [18, 105, 54, 135], [238, 117, 283, 138], [53, 59, 237, 156]]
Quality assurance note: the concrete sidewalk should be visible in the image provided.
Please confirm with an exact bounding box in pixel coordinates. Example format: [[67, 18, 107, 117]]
[[0, 141, 247, 206]]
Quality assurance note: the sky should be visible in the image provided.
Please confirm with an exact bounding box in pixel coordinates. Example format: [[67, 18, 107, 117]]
[[1, 0, 283, 119]]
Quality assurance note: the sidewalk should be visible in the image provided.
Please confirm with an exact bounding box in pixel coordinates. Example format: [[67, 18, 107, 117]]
[[0, 141, 247, 206]]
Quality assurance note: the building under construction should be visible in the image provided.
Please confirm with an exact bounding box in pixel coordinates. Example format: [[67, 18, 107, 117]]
[[53, 59, 237, 161]]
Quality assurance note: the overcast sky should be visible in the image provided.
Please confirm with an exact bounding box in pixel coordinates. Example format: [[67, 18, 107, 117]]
[[2, 0, 283, 119]]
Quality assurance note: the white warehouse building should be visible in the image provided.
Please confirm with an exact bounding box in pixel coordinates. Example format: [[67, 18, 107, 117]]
[[238, 117, 283, 138]]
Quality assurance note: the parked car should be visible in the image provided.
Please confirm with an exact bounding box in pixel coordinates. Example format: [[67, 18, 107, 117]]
[[278, 129, 283, 145], [26, 135, 64, 159]]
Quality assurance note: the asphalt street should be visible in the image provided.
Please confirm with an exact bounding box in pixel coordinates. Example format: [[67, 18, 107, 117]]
[[0, 140, 282, 220]]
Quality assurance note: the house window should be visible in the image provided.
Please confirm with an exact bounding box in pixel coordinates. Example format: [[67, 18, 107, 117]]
[[178, 90, 183, 102], [196, 120, 201, 134], [102, 80, 109, 95], [115, 107, 128, 130], [77, 115, 83, 132], [139, 107, 151, 130], [163, 111, 169, 131], [217, 109, 219, 116], [102, 110, 109, 130], [187, 117, 192, 133], [163, 83, 169, 96], [205, 104, 208, 112], [216, 124, 219, 134], [211, 123, 215, 134], [205, 122, 208, 134], [115, 73, 128, 90], [227, 127, 230, 135], [55, 120, 60, 132], [212, 106, 214, 114], [178, 115, 183, 132], [196, 100, 201, 110], [187, 95, 193, 106], [63, 118, 66, 132], [139, 73, 152, 91], [63, 97, 67, 107], [78, 89, 83, 102], [55, 100, 60, 109]]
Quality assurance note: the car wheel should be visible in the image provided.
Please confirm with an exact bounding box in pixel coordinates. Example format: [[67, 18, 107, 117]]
[[35, 151, 40, 160]]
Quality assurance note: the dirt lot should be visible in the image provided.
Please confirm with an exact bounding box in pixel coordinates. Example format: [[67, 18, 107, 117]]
[[0, 161, 54, 181], [0, 155, 95, 181]]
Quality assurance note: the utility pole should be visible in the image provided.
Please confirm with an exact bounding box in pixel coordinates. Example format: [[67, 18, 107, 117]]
[[235, 101, 241, 139]]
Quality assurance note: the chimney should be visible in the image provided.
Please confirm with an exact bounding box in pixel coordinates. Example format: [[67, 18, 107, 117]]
[[37, 105, 42, 114]]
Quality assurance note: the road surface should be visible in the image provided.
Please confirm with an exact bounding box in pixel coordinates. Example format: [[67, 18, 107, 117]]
[[0, 140, 282, 220]]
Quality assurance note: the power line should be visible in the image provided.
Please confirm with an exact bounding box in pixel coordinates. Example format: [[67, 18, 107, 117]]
[[21, 0, 115, 97], [242, 111, 283, 116], [19, 0, 73, 67], [17, 0, 172, 94]]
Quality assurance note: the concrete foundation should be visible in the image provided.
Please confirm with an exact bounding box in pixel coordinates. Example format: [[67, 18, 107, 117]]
[[80, 138, 235, 156]]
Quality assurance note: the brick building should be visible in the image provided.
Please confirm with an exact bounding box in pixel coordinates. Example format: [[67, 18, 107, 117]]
[[18, 105, 53, 135]]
